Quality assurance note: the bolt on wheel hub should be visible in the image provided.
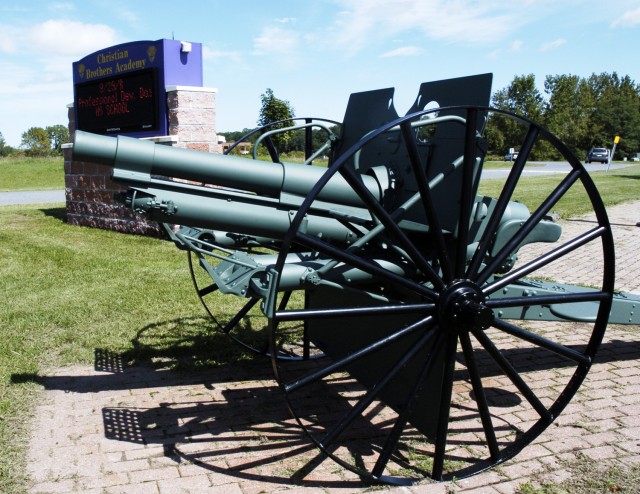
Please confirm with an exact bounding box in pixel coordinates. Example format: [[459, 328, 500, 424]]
[[437, 280, 494, 333]]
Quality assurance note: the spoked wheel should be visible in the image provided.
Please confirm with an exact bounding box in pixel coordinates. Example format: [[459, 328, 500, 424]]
[[185, 117, 339, 359], [266, 106, 614, 484], [187, 242, 317, 360], [188, 246, 272, 357]]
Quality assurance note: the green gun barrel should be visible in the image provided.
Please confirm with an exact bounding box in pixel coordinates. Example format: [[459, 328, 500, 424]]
[[72, 130, 385, 208]]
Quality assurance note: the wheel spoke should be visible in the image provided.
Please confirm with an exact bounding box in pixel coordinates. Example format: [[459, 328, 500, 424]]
[[277, 291, 292, 311], [320, 325, 439, 449], [400, 121, 454, 282], [302, 291, 311, 360], [339, 164, 446, 289], [264, 134, 280, 163], [455, 108, 480, 278], [459, 331, 501, 460], [477, 168, 584, 286], [483, 226, 607, 296], [188, 253, 220, 298], [221, 297, 260, 334], [295, 231, 438, 299], [276, 302, 435, 321], [284, 316, 434, 393], [334, 216, 367, 239], [197, 282, 218, 298], [467, 124, 539, 279], [371, 331, 444, 479], [432, 332, 458, 480], [471, 328, 552, 421], [492, 318, 591, 364], [486, 290, 609, 309]]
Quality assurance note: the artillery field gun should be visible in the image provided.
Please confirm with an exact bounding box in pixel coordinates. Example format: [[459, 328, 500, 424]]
[[72, 74, 640, 485]]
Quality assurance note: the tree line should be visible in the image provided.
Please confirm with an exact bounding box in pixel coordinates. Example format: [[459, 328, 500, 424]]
[[3, 72, 638, 160], [489, 72, 640, 160], [222, 72, 640, 161], [0, 125, 70, 158]]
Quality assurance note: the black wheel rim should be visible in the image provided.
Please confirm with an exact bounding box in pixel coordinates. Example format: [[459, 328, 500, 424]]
[[186, 117, 339, 360], [267, 106, 614, 484], [188, 245, 322, 361]]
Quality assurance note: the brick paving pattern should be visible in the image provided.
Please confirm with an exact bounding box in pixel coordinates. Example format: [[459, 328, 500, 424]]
[[26, 202, 640, 493]]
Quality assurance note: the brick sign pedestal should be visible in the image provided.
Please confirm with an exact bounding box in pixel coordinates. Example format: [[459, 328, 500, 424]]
[[65, 85, 219, 236]]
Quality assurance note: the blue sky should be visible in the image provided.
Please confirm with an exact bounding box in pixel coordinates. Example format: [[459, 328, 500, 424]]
[[0, 0, 639, 147]]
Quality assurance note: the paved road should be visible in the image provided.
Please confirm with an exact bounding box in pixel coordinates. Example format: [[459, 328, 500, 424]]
[[482, 161, 636, 179], [0, 189, 65, 205], [1, 162, 636, 206]]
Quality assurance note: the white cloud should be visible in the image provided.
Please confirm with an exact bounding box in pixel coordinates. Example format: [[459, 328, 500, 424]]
[[0, 26, 21, 54], [0, 61, 36, 93], [0, 19, 117, 59], [540, 38, 566, 52], [485, 38, 522, 61], [379, 46, 423, 58], [203, 46, 241, 60], [47, 2, 75, 12], [0, 18, 119, 145], [0, 4, 30, 14], [252, 26, 300, 56], [0, 58, 73, 145], [327, 0, 526, 55], [611, 7, 640, 28], [202, 45, 250, 71], [29, 20, 118, 57]]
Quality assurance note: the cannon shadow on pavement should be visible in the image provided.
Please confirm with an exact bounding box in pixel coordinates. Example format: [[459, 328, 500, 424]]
[[11, 319, 640, 487]]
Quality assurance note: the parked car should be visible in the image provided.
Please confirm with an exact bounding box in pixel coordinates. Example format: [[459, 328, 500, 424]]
[[585, 147, 609, 164], [504, 151, 519, 161], [629, 152, 640, 162]]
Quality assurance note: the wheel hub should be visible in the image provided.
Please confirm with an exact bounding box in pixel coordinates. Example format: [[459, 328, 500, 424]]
[[437, 280, 494, 333]]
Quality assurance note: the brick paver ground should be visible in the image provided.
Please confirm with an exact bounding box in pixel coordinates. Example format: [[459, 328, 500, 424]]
[[26, 202, 640, 493]]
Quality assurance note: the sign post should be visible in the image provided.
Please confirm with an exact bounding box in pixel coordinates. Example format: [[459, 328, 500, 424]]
[[607, 135, 620, 171]]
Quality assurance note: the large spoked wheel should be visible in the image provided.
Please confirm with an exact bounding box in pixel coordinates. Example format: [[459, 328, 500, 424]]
[[188, 246, 307, 358], [186, 118, 339, 359], [267, 106, 614, 484]]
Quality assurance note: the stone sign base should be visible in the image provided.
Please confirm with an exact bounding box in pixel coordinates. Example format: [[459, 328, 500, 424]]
[[65, 86, 219, 236]]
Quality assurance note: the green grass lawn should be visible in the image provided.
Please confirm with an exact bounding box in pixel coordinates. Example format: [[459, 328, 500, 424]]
[[0, 205, 250, 493], [0, 156, 65, 191], [1, 161, 639, 492], [479, 163, 640, 218]]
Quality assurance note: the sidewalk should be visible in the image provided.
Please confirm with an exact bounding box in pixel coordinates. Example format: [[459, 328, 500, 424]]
[[0, 189, 65, 205], [25, 202, 640, 494]]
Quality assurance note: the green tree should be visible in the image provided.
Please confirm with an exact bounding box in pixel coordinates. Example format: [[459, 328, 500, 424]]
[[484, 122, 505, 158], [490, 74, 549, 159], [585, 72, 640, 159], [219, 129, 254, 143], [257, 88, 296, 153], [46, 124, 69, 156], [493, 74, 544, 120], [312, 125, 340, 153], [0, 132, 16, 157], [543, 74, 594, 158], [21, 127, 51, 157]]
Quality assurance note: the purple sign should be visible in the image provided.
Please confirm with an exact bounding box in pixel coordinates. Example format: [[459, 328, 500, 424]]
[[73, 39, 203, 138]]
